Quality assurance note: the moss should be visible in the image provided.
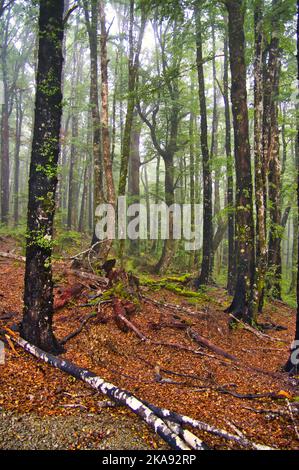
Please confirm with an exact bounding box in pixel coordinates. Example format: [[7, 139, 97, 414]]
[[139, 275, 207, 301]]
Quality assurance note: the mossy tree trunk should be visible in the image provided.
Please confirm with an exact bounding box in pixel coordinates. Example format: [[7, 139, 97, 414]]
[[20, 0, 65, 354], [284, 0, 299, 373]]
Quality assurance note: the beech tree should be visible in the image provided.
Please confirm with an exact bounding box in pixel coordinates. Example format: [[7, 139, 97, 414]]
[[20, 0, 65, 354]]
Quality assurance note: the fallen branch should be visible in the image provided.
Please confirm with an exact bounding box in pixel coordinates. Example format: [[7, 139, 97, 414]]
[[229, 314, 287, 344], [187, 328, 239, 362], [142, 295, 205, 318], [66, 269, 109, 287], [11, 335, 204, 450], [141, 400, 272, 450], [59, 312, 98, 345]]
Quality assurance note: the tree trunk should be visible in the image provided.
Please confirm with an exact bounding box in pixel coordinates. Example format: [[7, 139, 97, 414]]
[[284, 0, 299, 373], [118, 0, 146, 264], [98, 0, 116, 260], [20, 0, 65, 354], [195, 5, 213, 286], [267, 30, 282, 299], [224, 0, 256, 323], [223, 14, 235, 294], [13, 90, 24, 225], [128, 111, 141, 255], [0, 11, 10, 223], [254, 0, 267, 312], [67, 25, 79, 230], [83, 0, 104, 246]]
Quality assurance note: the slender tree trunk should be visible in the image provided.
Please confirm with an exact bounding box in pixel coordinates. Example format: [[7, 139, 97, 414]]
[[224, 0, 256, 323], [267, 2, 282, 299], [78, 163, 89, 232], [254, 0, 267, 312], [13, 90, 23, 225], [0, 12, 10, 223], [20, 0, 64, 354], [83, 0, 104, 246], [195, 5, 213, 286], [155, 154, 175, 273], [67, 26, 79, 230], [223, 15, 235, 294], [118, 0, 146, 263], [128, 112, 141, 255], [98, 0, 116, 259], [189, 86, 195, 268]]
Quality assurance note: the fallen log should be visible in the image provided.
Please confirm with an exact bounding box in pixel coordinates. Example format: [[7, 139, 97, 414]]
[[141, 400, 272, 450], [187, 328, 239, 362], [10, 335, 206, 450]]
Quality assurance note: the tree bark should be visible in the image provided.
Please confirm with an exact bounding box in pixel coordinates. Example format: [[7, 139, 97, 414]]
[[13, 90, 24, 225], [98, 0, 116, 260], [195, 5, 213, 286], [224, 0, 256, 323], [223, 14, 235, 294], [118, 0, 146, 264], [20, 0, 65, 354], [284, 0, 299, 373], [254, 0, 267, 312], [0, 8, 10, 223], [83, 0, 104, 246]]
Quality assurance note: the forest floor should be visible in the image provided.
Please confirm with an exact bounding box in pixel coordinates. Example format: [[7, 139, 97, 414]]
[[0, 235, 299, 450]]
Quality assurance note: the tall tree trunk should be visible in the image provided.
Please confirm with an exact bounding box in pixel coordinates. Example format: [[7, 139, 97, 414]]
[[284, 0, 299, 373], [254, 0, 267, 311], [13, 90, 23, 225], [83, 0, 104, 246], [97, 0, 116, 259], [267, 0, 282, 299], [67, 26, 79, 230], [0, 10, 10, 223], [223, 14, 235, 294], [189, 83, 195, 268], [118, 0, 146, 263], [128, 112, 141, 255], [20, 0, 64, 354], [195, 5, 213, 286], [224, 0, 256, 323], [155, 154, 175, 273]]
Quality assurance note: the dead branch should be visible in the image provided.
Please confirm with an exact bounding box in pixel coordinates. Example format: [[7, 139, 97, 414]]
[[229, 314, 287, 344], [59, 312, 97, 345]]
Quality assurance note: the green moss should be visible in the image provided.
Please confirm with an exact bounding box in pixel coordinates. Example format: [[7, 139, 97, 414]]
[[140, 275, 207, 301]]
